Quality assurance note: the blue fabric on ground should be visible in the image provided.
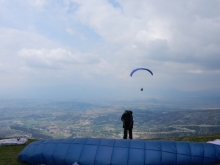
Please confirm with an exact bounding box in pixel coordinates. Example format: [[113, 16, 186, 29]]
[[18, 138, 220, 165]]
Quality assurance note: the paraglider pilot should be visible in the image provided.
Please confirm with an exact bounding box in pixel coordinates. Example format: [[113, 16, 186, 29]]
[[121, 110, 133, 139], [141, 88, 143, 91]]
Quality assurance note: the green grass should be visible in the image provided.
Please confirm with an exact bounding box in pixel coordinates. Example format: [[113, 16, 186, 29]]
[[1, 133, 220, 165], [0, 139, 37, 165]]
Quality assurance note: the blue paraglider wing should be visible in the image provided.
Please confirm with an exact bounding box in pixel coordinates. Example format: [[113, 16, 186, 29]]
[[130, 68, 153, 77], [18, 138, 220, 165]]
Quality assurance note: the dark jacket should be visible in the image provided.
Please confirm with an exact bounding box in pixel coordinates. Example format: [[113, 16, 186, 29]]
[[121, 110, 133, 129]]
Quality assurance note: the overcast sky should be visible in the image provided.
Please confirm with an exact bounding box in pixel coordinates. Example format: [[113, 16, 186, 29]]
[[0, 0, 220, 101]]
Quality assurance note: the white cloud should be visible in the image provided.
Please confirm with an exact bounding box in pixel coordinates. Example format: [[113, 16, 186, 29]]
[[0, 0, 220, 99], [27, 0, 49, 8], [188, 69, 203, 74], [0, 28, 58, 51], [0, 27, 61, 84], [18, 48, 101, 69], [65, 27, 75, 35], [70, 0, 219, 68], [70, 0, 134, 43]]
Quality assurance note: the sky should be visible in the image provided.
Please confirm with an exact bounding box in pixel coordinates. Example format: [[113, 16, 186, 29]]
[[0, 0, 220, 101]]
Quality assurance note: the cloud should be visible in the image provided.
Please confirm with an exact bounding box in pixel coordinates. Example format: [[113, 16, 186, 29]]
[[69, 0, 220, 71], [188, 69, 203, 74], [27, 0, 49, 8], [0, 0, 220, 99], [0, 28, 56, 77], [70, 0, 134, 43], [18, 48, 101, 69], [65, 27, 75, 35], [0, 27, 58, 51]]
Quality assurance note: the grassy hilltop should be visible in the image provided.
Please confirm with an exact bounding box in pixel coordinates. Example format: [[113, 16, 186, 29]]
[[1, 133, 220, 165], [0, 139, 36, 165]]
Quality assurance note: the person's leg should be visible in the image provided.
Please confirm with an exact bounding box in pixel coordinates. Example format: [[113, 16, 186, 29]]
[[129, 128, 132, 139], [123, 129, 127, 139]]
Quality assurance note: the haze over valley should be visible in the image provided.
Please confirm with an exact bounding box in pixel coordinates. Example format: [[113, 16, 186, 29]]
[[1, 98, 220, 140]]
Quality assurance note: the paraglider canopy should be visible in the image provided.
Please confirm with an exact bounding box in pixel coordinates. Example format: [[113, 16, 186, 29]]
[[130, 68, 153, 91], [130, 68, 153, 77]]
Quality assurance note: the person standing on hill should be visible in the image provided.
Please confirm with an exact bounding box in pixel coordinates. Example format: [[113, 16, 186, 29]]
[[121, 110, 133, 139]]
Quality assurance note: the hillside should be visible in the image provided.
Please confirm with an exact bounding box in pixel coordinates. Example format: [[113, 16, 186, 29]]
[[150, 132, 220, 142], [1, 133, 220, 165], [0, 139, 35, 165]]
